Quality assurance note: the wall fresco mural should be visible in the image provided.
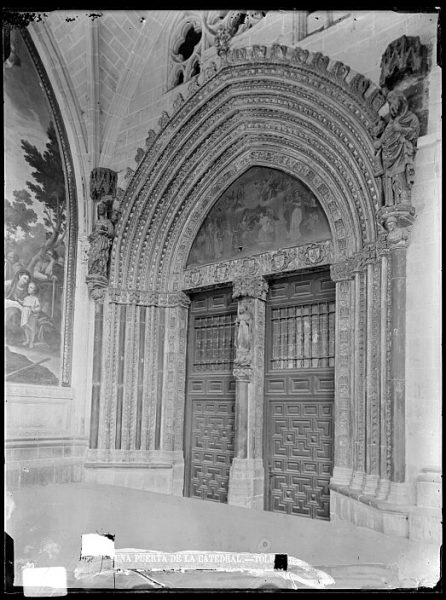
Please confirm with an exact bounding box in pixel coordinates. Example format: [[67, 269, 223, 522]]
[[4, 33, 66, 385], [187, 166, 332, 267]]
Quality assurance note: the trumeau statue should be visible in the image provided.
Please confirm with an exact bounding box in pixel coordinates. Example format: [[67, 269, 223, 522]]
[[373, 90, 420, 208], [235, 301, 252, 366]]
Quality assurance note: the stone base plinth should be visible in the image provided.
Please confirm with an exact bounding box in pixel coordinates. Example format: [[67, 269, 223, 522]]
[[330, 488, 409, 538], [350, 470, 366, 492], [84, 450, 184, 496], [331, 466, 353, 487], [409, 507, 442, 544], [408, 468, 442, 544], [228, 458, 264, 509], [363, 474, 379, 496], [415, 468, 441, 509]]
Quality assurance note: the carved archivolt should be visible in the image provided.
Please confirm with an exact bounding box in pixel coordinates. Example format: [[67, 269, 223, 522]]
[[111, 45, 387, 294]]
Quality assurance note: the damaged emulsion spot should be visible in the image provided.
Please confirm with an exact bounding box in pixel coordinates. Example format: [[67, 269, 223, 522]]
[[74, 533, 335, 590]]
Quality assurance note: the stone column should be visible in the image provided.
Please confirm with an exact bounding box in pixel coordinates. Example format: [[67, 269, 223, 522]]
[[377, 207, 415, 505], [89, 301, 104, 448], [329, 260, 355, 487], [228, 276, 268, 510], [376, 244, 392, 500], [363, 250, 382, 496], [350, 264, 367, 492], [85, 290, 187, 495]]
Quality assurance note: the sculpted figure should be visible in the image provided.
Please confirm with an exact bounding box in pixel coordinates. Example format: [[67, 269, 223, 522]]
[[87, 201, 114, 279], [385, 216, 409, 247], [235, 302, 252, 366], [373, 91, 420, 207], [215, 25, 231, 56]]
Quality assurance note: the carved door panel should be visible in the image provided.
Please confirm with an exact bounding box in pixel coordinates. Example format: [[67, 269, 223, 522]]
[[265, 270, 335, 520], [184, 287, 237, 502]]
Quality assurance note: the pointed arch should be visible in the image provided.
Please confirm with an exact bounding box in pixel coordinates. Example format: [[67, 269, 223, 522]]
[[112, 45, 385, 293]]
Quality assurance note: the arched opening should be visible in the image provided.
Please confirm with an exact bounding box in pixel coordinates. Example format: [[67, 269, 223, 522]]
[[183, 167, 335, 516]]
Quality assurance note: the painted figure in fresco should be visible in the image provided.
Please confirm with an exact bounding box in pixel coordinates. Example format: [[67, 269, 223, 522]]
[[5, 269, 58, 348], [289, 201, 303, 238], [5, 269, 31, 303], [257, 210, 276, 245], [88, 201, 115, 278], [235, 301, 252, 366], [5, 269, 31, 343], [28, 247, 63, 321], [373, 90, 420, 207], [20, 281, 41, 348], [30, 248, 59, 282], [4, 251, 25, 282]]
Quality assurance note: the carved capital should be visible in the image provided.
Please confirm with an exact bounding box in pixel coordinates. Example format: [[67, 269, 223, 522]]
[[175, 291, 191, 309], [232, 276, 268, 300], [233, 366, 253, 381], [330, 259, 355, 282], [86, 274, 108, 303]]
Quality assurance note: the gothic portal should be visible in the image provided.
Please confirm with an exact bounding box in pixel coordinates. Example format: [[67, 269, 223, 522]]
[[85, 44, 420, 534]]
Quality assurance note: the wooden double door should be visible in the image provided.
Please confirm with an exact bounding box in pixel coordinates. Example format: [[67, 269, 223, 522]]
[[184, 270, 335, 520]]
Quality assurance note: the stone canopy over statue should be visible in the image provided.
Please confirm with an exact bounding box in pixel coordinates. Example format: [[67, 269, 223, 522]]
[[373, 90, 420, 208]]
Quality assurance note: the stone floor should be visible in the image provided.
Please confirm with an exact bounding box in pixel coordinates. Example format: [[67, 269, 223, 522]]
[[5, 483, 440, 590]]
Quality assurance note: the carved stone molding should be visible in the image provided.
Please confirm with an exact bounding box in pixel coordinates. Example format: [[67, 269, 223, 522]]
[[108, 288, 190, 308], [232, 276, 269, 301], [183, 241, 333, 290]]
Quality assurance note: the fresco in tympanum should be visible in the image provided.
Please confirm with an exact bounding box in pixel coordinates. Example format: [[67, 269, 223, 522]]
[[187, 167, 331, 267]]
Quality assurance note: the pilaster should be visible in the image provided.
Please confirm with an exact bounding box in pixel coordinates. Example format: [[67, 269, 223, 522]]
[[329, 259, 354, 487]]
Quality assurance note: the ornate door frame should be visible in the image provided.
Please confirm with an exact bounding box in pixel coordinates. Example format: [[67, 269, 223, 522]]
[[88, 45, 417, 515]]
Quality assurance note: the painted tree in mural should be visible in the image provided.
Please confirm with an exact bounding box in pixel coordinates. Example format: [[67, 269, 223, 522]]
[[4, 121, 66, 268]]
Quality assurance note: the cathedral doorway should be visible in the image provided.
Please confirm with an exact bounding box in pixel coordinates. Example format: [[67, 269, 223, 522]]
[[264, 269, 335, 519], [183, 286, 237, 502]]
